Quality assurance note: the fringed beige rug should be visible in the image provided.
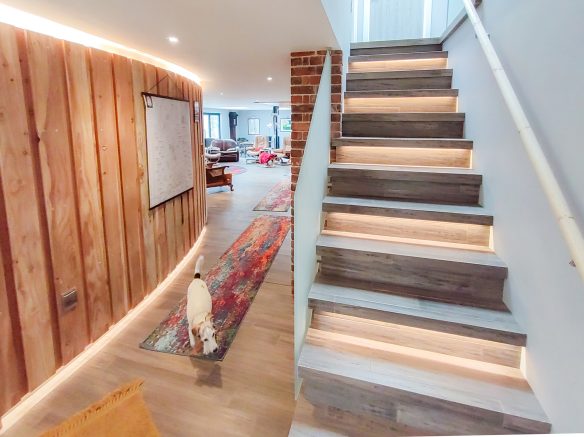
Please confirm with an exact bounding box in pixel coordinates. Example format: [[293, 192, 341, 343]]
[[41, 379, 159, 437]]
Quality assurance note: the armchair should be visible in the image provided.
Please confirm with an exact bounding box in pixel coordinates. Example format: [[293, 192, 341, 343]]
[[245, 136, 269, 163]]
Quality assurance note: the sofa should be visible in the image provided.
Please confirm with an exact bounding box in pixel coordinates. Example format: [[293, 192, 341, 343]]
[[209, 139, 239, 162]]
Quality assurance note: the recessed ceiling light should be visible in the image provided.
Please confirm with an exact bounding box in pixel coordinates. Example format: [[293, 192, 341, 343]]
[[167, 36, 179, 44], [220, 92, 224, 96], [267, 76, 273, 81]]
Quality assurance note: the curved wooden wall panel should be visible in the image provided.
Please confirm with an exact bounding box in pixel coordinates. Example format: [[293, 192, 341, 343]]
[[0, 22, 206, 418]]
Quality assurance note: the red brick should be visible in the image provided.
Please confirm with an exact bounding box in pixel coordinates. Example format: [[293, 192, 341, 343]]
[[291, 57, 303, 66], [302, 75, 322, 85], [292, 104, 315, 113], [291, 95, 303, 104], [291, 76, 302, 86], [291, 66, 319, 76], [291, 85, 316, 95], [291, 50, 316, 57], [309, 55, 326, 66]]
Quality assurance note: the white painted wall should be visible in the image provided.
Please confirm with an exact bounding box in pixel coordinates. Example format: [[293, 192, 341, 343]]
[[444, 0, 584, 431], [234, 109, 291, 143], [294, 54, 331, 386]]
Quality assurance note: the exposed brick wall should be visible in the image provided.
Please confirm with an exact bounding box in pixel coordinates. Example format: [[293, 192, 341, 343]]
[[289, 49, 343, 293]]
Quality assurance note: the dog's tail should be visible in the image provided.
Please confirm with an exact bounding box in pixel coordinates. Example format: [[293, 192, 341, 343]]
[[194, 255, 205, 279]]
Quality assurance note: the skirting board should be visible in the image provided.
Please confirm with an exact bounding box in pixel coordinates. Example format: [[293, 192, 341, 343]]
[[0, 226, 207, 434]]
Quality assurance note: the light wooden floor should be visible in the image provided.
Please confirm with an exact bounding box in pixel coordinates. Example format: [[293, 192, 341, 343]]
[[3, 161, 295, 437]]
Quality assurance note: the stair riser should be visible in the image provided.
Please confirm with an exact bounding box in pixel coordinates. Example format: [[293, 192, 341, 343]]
[[350, 44, 443, 56], [317, 252, 507, 310], [329, 177, 481, 205], [300, 370, 550, 434], [325, 213, 491, 248], [310, 311, 522, 368], [332, 138, 473, 149], [342, 119, 464, 138], [349, 58, 448, 73], [344, 96, 457, 113], [322, 200, 492, 225], [335, 145, 470, 167], [347, 76, 452, 91]]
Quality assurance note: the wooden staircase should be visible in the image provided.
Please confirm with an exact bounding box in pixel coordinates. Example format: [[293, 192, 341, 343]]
[[289, 39, 551, 436]]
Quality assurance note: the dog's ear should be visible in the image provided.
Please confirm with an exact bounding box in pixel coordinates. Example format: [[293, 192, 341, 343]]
[[192, 324, 201, 338]]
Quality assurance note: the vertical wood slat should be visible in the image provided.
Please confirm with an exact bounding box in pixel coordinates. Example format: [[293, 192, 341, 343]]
[[156, 68, 178, 273], [145, 64, 169, 282], [0, 21, 206, 412], [167, 73, 187, 258], [113, 55, 146, 307], [176, 76, 189, 254], [90, 48, 130, 321], [178, 77, 194, 248], [194, 84, 207, 233], [189, 83, 202, 241], [26, 33, 90, 363], [132, 61, 157, 293], [0, 23, 58, 388], [0, 172, 28, 415], [63, 42, 112, 340]]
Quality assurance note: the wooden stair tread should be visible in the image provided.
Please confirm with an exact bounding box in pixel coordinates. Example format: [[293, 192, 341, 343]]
[[349, 51, 448, 64], [322, 196, 492, 225], [332, 137, 472, 149], [299, 338, 550, 431], [329, 163, 481, 185], [345, 89, 459, 98], [309, 281, 525, 345], [317, 233, 505, 269], [351, 38, 442, 50], [343, 112, 465, 122], [348, 69, 453, 80]]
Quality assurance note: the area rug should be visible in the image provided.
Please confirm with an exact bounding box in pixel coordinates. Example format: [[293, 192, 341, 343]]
[[253, 179, 292, 212], [139, 215, 290, 361], [225, 165, 247, 175], [41, 379, 159, 437]]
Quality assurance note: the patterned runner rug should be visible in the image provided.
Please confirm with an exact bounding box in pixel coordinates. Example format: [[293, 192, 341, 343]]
[[140, 215, 290, 361], [253, 179, 292, 212]]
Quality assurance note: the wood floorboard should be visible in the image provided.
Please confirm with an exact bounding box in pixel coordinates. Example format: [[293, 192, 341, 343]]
[[2, 162, 294, 437]]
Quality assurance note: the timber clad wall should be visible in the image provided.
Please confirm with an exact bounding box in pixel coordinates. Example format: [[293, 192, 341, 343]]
[[0, 22, 207, 416], [289, 49, 343, 291]]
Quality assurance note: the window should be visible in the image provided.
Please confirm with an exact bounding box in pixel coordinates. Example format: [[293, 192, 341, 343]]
[[203, 113, 221, 139]]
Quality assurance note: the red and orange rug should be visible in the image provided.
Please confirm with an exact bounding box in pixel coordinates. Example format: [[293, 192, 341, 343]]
[[225, 165, 247, 175], [253, 179, 291, 212], [140, 215, 290, 361]]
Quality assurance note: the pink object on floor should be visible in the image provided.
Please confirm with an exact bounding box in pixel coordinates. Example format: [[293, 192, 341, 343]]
[[259, 151, 277, 165]]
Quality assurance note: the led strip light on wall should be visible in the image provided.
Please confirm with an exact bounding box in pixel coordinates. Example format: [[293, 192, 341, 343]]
[[0, 2, 202, 85]]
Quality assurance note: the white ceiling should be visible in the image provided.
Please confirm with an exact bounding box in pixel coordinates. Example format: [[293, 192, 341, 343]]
[[2, 0, 340, 109]]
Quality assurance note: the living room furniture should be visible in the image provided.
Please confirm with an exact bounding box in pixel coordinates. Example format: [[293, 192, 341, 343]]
[[245, 136, 268, 163], [210, 139, 239, 162], [205, 147, 221, 165], [206, 165, 233, 191], [273, 136, 291, 165]]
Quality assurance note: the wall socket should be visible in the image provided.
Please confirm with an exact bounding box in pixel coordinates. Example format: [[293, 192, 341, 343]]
[[61, 288, 78, 312]]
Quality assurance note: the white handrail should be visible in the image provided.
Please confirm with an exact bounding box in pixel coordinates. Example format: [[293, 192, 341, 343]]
[[462, 0, 584, 283]]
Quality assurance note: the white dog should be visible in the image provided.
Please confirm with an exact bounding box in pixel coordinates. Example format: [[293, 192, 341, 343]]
[[187, 256, 218, 355]]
